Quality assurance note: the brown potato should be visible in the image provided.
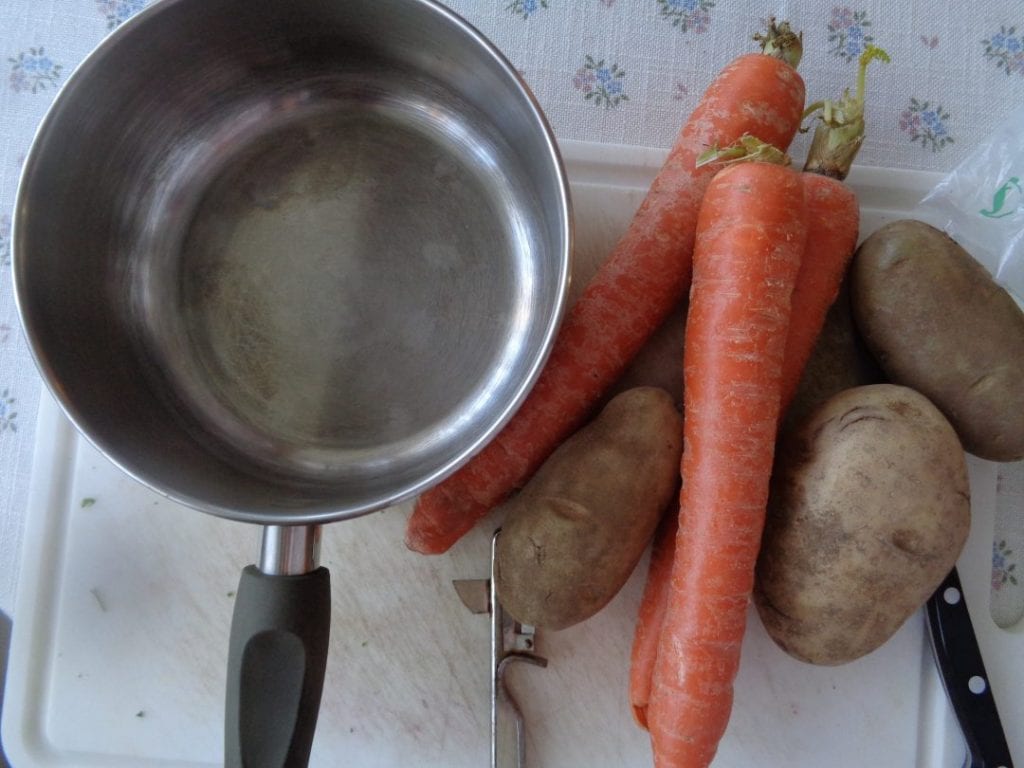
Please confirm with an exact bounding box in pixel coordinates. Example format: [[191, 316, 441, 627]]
[[783, 276, 884, 433], [495, 387, 683, 630], [851, 218, 1024, 461], [755, 384, 970, 665]]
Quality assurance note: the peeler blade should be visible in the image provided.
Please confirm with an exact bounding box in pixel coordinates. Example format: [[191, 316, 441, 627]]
[[453, 578, 491, 615]]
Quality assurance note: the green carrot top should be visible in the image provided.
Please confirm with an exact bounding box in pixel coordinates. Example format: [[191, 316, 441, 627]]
[[695, 134, 791, 169], [802, 44, 891, 180]]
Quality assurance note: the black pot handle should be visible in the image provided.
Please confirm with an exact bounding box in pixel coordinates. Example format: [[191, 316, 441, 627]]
[[225, 564, 332, 768]]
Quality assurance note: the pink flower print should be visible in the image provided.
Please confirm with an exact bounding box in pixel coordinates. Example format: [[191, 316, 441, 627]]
[[827, 7, 873, 62], [830, 6, 855, 29], [898, 109, 921, 133], [1013, 51, 1024, 75], [690, 9, 711, 33], [573, 68, 597, 94]]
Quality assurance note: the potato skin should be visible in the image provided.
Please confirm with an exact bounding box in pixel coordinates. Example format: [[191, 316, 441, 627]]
[[783, 277, 884, 433], [495, 387, 683, 630], [755, 384, 970, 665], [851, 219, 1024, 461]]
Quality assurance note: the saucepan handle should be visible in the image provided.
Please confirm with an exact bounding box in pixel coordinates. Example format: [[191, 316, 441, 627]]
[[225, 562, 332, 768]]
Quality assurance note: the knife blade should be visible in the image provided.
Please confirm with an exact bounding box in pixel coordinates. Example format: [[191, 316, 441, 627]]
[[926, 567, 1015, 768]]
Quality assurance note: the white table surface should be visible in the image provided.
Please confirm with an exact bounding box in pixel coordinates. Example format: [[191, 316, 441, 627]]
[[2, 0, 1024, 622]]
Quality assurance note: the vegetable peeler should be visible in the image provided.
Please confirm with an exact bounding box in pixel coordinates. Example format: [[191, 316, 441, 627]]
[[453, 530, 548, 768]]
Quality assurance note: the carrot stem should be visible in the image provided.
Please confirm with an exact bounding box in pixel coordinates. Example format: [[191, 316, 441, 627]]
[[695, 134, 790, 169], [753, 18, 803, 68], [803, 44, 890, 179]]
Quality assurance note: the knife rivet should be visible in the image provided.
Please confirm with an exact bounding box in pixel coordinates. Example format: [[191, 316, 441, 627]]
[[967, 675, 987, 694], [942, 586, 961, 605]]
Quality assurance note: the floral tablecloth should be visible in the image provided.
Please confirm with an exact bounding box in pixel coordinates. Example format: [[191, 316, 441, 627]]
[[1, 0, 1023, 624]]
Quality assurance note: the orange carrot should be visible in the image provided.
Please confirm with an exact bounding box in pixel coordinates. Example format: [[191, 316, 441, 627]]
[[629, 504, 678, 730], [778, 174, 859, 408], [645, 159, 806, 768], [628, 48, 889, 737], [627, 172, 855, 735], [406, 21, 806, 555], [779, 45, 889, 410], [628, 174, 857, 730]]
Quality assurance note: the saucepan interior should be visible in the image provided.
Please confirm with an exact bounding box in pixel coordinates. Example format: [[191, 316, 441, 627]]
[[14, 0, 571, 524]]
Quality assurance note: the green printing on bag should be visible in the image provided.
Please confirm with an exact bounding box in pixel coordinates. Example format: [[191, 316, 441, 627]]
[[980, 176, 1022, 219]]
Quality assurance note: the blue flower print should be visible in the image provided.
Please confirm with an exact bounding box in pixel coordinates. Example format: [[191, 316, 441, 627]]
[[920, 109, 946, 136], [845, 25, 865, 57], [21, 55, 52, 74], [993, 540, 1018, 589], [828, 7, 874, 62], [96, 0, 149, 30], [983, 25, 1024, 75], [595, 66, 622, 94], [8, 48, 62, 93], [900, 98, 954, 151], [507, 0, 548, 19], [574, 56, 628, 108], [656, 0, 714, 33], [984, 25, 1024, 76]]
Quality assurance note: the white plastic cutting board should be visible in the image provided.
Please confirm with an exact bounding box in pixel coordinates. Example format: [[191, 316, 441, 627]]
[[3, 142, 1021, 767]]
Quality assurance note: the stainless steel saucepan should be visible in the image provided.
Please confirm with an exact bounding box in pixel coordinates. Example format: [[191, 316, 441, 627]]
[[12, 0, 571, 763]]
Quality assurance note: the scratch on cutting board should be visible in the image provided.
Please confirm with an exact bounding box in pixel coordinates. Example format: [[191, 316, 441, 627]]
[[90, 587, 108, 612]]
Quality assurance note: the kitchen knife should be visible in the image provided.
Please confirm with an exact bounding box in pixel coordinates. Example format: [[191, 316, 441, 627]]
[[926, 567, 1015, 768]]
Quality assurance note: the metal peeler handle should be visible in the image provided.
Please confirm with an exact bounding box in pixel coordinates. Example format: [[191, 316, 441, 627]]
[[488, 531, 547, 768], [489, 528, 548, 768], [453, 530, 547, 768]]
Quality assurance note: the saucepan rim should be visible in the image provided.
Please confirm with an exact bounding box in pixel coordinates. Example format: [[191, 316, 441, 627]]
[[12, 0, 573, 526]]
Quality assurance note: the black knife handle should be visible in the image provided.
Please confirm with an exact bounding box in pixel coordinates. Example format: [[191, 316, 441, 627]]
[[926, 568, 1014, 768]]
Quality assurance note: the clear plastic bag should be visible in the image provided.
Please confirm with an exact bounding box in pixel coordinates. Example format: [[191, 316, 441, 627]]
[[914, 106, 1024, 628], [915, 104, 1024, 304]]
